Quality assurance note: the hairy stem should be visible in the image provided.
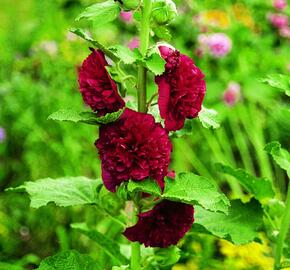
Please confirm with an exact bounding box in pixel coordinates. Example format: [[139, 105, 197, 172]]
[[137, 0, 152, 113], [131, 1, 152, 269], [274, 184, 290, 270], [131, 201, 141, 270]]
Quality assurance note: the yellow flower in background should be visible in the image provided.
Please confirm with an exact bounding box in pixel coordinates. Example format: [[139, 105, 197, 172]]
[[219, 239, 274, 270], [172, 260, 199, 270], [198, 5, 255, 31], [232, 3, 255, 30], [200, 10, 230, 29]]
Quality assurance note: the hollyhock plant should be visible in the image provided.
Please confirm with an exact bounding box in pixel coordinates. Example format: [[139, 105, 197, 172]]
[[23, 1, 272, 269], [273, 0, 287, 10], [95, 108, 172, 192], [123, 200, 194, 247], [155, 45, 206, 131], [78, 48, 125, 116], [223, 82, 241, 106]]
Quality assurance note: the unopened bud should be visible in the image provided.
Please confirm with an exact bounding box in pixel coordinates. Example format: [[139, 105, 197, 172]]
[[122, 0, 139, 11], [152, 0, 177, 25]]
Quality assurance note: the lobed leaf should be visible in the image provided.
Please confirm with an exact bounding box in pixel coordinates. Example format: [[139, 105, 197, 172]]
[[259, 74, 290, 96], [48, 109, 124, 125], [145, 47, 166, 75], [163, 173, 230, 214], [127, 179, 162, 196], [72, 224, 128, 266], [152, 26, 172, 41], [154, 246, 181, 267], [6, 177, 101, 208], [108, 45, 137, 64], [194, 199, 263, 244], [37, 250, 101, 270], [76, 0, 120, 27], [264, 141, 290, 177], [216, 163, 275, 200], [198, 107, 220, 129]]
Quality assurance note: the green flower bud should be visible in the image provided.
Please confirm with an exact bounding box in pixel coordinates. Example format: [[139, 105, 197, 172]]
[[122, 0, 139, 11], [152, 0, 177, 25]]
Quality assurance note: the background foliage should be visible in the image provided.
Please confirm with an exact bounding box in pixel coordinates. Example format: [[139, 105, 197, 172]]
[[0, 0, 289, 269]]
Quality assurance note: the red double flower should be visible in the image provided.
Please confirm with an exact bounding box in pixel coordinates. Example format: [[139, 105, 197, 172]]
[[156, 46, 206, 131], [78, 48, 125, 116]]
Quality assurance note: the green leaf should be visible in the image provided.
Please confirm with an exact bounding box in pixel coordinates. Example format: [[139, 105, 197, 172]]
[[71, 224, 127, 266], [76, 0, 120, 27], [94, 109, 124, 124], [170, 119, 193, 138], [6, 177, 101, 208], [145, 47, 166, 75], [0, 262, 23, 270], [127, 179, 162, 196], [281, 259, 290, 269], [259, 74, 290, 96], [152, 26, 172, 41], [265, 141, 290, 177], [98, 186, 125, 215], [194, 199, 263, 244], [163, 173, 230, 214], [37, 250, 101, 270], [154, 246, 180, 267], [112, 266, 130, 270], [48, 109, 124, 125], [216, 163, 275, 200], [198, 107, 220, 129], [108, 45, 136, 64]]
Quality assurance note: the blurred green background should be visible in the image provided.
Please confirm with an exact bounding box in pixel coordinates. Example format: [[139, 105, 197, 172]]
[[0, 0, 289, 269]]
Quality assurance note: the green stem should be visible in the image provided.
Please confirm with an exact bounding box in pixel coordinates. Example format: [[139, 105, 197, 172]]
[[274, 184, 290, 270], [137, 0, 152, 113], [131, 1, 152, 269], [131, 205, 141, 270]]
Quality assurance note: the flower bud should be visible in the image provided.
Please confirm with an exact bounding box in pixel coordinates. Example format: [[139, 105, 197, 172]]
[[122, 0, 139, 11], [152, 0, 177, 25]]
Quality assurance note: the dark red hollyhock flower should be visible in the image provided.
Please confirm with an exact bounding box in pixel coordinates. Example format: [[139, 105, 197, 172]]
[[124, 200, 194, 247], [95, 108, 172, 192], [155, 46, 206, 131], [78, 48, 125, 116]]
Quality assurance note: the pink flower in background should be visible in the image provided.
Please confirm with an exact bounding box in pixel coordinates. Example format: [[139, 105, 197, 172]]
[[0, 127, 6, 143], [128, 37, 140, 50], [273, 0, 287, 10], [279, 26, 290, 38], [268, 13, 289, 28], [223, 82, 241, 106], [206, 33, 232, 58], [120, 11, 133, 23], [123, 200, 194, 248], [197, 33, 232, 58]]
